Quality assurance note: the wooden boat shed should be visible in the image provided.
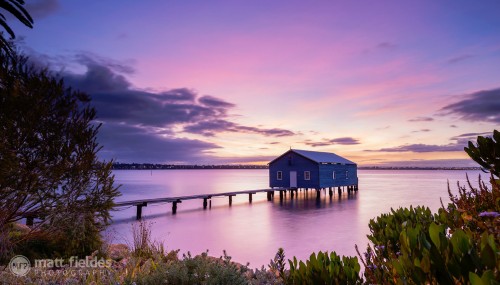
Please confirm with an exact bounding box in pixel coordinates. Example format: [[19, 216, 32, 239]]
[[269, 149, 358, 190]]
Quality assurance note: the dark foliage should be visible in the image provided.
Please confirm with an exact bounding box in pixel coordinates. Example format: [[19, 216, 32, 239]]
[[0, 46, 120, 261], [465, 129, 499, 178], [0, 0, 33, 55]]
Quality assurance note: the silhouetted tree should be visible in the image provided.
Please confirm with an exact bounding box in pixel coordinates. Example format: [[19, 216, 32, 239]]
[[0, 46, 120, 259], [0, 0, 33, 55]]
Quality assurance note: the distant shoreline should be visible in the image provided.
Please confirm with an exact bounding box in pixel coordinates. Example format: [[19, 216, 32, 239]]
[[112, 163, 481, 171]]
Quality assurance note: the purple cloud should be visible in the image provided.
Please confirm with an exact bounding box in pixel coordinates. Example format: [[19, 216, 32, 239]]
[[98, 123, 220, 163], [184, 120, 295, 137], [26, 0, 60, 19], [377, 42, 397, 49], [304, 137, 360, 147], [199, 95, 236, 108], [446, 54, 474, 65], [366, 132, 491, 153], [370, 144, 462, 153], [56, 53, 297, 162], [441, 88, 500, 123], [408, 116, 434, 122], [412, 129, 431, 133]]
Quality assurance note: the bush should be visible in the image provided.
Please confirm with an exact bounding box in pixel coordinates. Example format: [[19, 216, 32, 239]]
[[360, 175, 499, 284], [130, 251, 250, 285], [288, 251, 362, 285]]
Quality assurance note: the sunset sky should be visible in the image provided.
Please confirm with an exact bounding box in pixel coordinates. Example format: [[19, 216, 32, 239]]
[[13, 0, 500, 166]]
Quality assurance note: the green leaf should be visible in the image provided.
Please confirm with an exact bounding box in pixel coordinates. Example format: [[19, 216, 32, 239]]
[[450, 229, 470, 255], [429, 222, 441, 249], [479, 270, 495, 284], [480, 242, 496, 269], [469, 272, 484, 285]]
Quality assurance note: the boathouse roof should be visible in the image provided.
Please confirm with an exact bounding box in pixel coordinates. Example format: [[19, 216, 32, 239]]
[[270, 149, 356, 165]]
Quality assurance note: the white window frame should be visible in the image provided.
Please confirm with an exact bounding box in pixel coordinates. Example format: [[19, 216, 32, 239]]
[[304, 171, 311, 180], [333, 171, 336, 180], [277, 171, 282, 180]]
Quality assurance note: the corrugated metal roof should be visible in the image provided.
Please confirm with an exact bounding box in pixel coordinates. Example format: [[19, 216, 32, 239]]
[[292, 149, 356, 165]]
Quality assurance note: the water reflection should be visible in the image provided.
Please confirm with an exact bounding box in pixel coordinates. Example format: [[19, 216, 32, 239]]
[[273, 190, 358, 212], [107, 169, 482, 268]]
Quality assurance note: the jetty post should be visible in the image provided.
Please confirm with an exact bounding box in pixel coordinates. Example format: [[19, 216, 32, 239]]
[[266, 190, 275, 201], [136, 202, 147, 220], [227, 194, 236, 206], [172, 199, 182, 214], [203, 196, 211, 209]]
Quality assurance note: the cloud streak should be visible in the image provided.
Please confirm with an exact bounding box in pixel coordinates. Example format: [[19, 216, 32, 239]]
[[412, 129, 431, 133], [304, 137, 360, 147], [446, 54, 474, 65], [25, 0, 60, 19], [183, 120, 295, 137], [369, 143, 462, 153], [408, 116, 434, 122], [441, 88, 500, 123], [366, 132, 491, 153]]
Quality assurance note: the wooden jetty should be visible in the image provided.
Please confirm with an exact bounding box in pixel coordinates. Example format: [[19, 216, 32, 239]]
[[114, 185, 358, 220]]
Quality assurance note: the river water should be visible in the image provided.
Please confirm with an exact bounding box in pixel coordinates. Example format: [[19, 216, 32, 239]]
[[106, 169, 484, 268]]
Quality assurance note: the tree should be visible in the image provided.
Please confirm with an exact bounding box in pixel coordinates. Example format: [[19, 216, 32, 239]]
[[0, 0, 33, 55], [465, 129, 500, 179], [0, 45, 120, 259]]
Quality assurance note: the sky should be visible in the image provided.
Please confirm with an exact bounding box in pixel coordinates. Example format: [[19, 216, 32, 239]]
[[9, 0, 500, 166]]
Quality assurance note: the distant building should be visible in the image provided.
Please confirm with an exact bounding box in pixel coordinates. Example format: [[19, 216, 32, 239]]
[[268, 149, 358, 189]]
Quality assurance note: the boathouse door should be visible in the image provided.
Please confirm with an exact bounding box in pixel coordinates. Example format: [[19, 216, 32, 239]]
[[290, 171, 297, 188]]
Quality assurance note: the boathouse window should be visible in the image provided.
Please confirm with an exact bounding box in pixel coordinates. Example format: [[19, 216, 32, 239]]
[[277, 171, 283, 180], [304, 171, 311, 180], [333, 171, 336, 180], [345, 170, 349, 179]]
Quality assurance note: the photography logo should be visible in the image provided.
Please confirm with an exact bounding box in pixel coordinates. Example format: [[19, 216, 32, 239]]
[[8, 255, 31, 277]]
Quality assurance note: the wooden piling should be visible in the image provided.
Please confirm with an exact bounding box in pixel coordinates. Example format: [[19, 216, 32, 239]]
[[172, 200, 181, 214], [203, 198, 208, 209], [316, 189, 321, 199], [249, 193, 253, 203], [136, 202, 147, 220]]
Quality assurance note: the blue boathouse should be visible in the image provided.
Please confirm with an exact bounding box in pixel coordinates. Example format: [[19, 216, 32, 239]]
[[269, 149, 358, 191]]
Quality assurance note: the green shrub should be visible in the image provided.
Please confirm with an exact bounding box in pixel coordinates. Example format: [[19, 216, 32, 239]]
[[269, 247, 287, 282], [131, 251, 250, 285], [367, 206, 435, 256], [360, 175, 499, 284], [287, 251, 362, 285], [464, 129, 499, 178]]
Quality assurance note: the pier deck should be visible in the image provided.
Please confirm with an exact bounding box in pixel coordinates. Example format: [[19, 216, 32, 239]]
[[114, 184, 358, 220]]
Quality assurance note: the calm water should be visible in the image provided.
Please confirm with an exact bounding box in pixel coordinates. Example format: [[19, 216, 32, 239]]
[[106, 169, 483, 268]]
